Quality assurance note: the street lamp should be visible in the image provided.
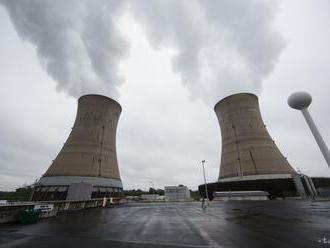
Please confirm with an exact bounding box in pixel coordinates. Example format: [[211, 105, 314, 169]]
[[201, 160, 209, 204], [147, 178, 155, 193]]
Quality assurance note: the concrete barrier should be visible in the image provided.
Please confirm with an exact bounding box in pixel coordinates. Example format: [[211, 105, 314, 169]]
[[213, 191, 270, 201], [0, 198, 118, 224]]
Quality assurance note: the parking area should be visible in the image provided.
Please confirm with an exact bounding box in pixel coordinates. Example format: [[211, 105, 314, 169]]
[[0, 200, 330, 247]]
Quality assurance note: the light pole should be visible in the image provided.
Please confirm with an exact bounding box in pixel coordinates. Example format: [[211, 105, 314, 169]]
[[149, 180, 155, 189], [148, 178, 155, 193], [201, 160, 209, 204]]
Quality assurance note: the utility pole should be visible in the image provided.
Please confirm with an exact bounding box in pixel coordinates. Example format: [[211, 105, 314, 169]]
[[201, 160, 209, 206]]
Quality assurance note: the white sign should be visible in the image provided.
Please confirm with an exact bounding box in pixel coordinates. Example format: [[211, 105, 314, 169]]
[[34, 204, 54, 212]]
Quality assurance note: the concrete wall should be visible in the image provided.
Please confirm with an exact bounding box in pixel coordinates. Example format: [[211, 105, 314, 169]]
[[0, 198, 116, 224], [214, 196, 269, 201], [66, 183, 93, 201]]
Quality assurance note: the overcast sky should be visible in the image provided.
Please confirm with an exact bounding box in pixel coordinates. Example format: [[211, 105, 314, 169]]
[[0, 0, 329, 191]]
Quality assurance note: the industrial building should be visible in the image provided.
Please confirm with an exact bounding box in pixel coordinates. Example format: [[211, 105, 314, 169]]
[[31, 94, 123, 201], [165, 185, 191, 202], [199, 93, 330, 199]]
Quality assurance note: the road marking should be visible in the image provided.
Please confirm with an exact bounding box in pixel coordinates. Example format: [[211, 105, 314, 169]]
[[189, 224, 224, 248], [103, 238, 212, 247], [0, 237, 34, 248], [172, 205, 224, 248]]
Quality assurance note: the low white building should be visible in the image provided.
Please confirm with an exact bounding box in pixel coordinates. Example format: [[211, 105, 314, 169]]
[[141, 194, 160, 201], [164, 185, 191, 202], [141, 194, 164, 201], [213, 191, 269, 201]]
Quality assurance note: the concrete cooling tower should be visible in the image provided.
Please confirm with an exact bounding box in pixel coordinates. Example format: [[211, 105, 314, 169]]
[[214, 93, 296, 180], [199, 93, 318, 199], [32, 94, 123, 201]]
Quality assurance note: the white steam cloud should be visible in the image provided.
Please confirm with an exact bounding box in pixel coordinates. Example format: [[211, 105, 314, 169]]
[[130, 0, 285, 104], [1, 0, 128, 99], [1, 0, 285, 103]]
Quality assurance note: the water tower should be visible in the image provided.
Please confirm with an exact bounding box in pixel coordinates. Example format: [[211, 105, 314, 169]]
[[288, 92, 330, 169]]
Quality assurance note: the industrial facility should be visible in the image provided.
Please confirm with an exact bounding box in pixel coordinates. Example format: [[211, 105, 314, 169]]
[[31, 94, 123, 201], [29, 92, 330, 202], [199, 93, 330, 199]]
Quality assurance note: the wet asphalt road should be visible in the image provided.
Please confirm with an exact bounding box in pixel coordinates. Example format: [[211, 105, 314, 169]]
[[0, 201, 330, 248]]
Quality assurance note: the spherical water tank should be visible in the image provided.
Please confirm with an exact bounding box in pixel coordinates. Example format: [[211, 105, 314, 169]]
[[288, 92, 312, 110]]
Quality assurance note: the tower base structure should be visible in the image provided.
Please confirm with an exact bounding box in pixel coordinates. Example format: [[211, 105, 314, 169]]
[[198, 176, 330, 200], [31, 176, 123, 201], [200, 92, 330, 200]]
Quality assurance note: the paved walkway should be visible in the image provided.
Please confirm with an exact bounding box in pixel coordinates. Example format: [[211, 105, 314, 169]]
[[0, 201, 330, 247]]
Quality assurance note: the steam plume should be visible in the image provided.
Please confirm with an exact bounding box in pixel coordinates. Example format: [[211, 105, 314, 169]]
[[2, 0, 285, 104], [1, 0, 128, 99], [130, 0, 285, 104]]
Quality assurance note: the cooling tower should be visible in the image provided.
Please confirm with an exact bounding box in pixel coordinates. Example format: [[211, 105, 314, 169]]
[[198, 93, 327, 199], [214, 93, 296, 181], [32, 94, 123, 201]]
